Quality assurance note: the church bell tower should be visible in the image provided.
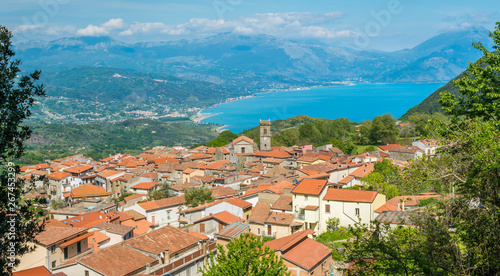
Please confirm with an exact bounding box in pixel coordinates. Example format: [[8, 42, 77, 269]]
[[259, 119, 271, 151]]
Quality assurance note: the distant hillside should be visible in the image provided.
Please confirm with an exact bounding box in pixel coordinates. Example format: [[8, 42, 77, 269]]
[[30, 67, 246, 122], [19, 119, 218, 165]]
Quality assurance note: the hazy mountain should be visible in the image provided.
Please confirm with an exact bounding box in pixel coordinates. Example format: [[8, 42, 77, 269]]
[[15, 27, 494, 86]]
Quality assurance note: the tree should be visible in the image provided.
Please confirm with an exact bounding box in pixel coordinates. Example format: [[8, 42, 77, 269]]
[[202, 233, 290, 276], [326, 217, 340, 231], [184, 186, 214, 207], [206, 130, 238, 147], [148, 183, 175, 200], [0, 26, 46, 274], [439, 24, 500, 122], [362, 159, 401, 199], [344, 22, 500, 276], [370, 114, 399, 144]]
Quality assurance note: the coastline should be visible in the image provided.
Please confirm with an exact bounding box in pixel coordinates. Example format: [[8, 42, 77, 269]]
[[191, 81, 355, 124]]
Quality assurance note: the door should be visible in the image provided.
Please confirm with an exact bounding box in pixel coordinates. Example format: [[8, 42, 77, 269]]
[[268, 225, 272, 235], [151, 215, 155, 225]]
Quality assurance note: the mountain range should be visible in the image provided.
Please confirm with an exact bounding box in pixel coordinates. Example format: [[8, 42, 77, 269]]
[[14, 26, 494, 122]]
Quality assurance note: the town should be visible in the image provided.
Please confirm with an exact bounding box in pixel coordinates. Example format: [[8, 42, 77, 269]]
[[12, 119, 444, 276]]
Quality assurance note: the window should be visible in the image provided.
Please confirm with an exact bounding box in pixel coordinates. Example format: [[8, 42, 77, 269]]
[[64, 247, 68, 259], [77, 241, 81, 254], [241, 147, 246, 153], [50, 245, 56, 253], [355, 208, 360, 216], [200, 223, 205, 233], [52, 261, 56, 268], [167, 211, 171, 219], [257, 228, 260, 235], [85, 271, 89, 276], [325, 204, 330, 213], [304, 195, 308, 201]]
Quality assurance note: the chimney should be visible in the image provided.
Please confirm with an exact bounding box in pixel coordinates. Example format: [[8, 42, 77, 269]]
[[402, 200, 405, 211], [397, 202, 400, 211], [146, 263, 151, 274]]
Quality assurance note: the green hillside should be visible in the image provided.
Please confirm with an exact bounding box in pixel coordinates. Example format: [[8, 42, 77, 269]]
[[399, 72, 463, 120], [19, 120, 218, 165]]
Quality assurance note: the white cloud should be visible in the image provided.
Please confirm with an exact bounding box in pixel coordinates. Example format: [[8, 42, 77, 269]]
[[76, 18, 127, 36], [115, 12, 349, 40], [32, 12, 353, 40], [76, 24, 109, 36]]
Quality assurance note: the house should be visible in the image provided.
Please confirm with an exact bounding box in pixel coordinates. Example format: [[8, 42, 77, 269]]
[[17, 226, 92, 271], [248, 202, 303, 239], [210, 186, 239, 199], [124, 195, 186, 228], [95, 169, 125, 191], [264, 230, 333, 276], [130, 181, 160, 194], [215, 222, 251, 250], [321, 188, 386, 231], [231, 135, 255, 154], [46, 171, 72, 200], [178, 197, 252, 225], [389, 146, 424, 161], [291, 179, 329, 233], [89, 222, 134, 247], [52, 226, 216, 276], [192, 211, 244, 238], [63, 184, 111, 203], [412, 139, 438, 156]]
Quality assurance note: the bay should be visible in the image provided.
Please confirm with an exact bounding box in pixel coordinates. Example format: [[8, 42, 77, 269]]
[[201, 83, 445, 133]]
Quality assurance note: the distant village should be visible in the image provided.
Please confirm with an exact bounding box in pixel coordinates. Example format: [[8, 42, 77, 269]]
[[14, 120, 442, 276]]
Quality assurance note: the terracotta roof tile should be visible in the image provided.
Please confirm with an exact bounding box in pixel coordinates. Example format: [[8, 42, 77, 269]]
[[68, 184, 111, 199], [46, 171, 71, 181], [131, 181, 160, 190], [349, 163, 374, 178], [271, 195, 293, 211], [35, 226, 88, 246], [138, 195, 186, 211], [248, 202, 271, 224], [291, 179, 328, 195], [378, 144, 404, 152], [11, 266, 51, 276], [224, 197, 252, 209], [282, 236, 331, 270], [64, 165, 93, 174], [124, 225, 200, 255], [122, 219, 153, 236], [195, 211, 244, 225], [232, 135, 254, 144], [323, 188, 378, 203], [211, 186, 239, 199]]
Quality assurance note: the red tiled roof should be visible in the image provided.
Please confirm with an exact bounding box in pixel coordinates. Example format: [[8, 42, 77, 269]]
[[68, 184, 111, 199], [323, 188, 378, 203], [271, 195, 293, 211], [224, 197, 252, 209], [97, 169, 122, 178], [211, 186, 239, 199], [36, 226, 88, 246], [291, 179, 328, 195], [46, 171, 71, 181], [232, 135, 254, 144], [64, 165, 93, 174], [349, 163, 374, 178], [131, 181, 160, 190], [195, 211, 244, 225], [281, 236, 331, 270], [378, 144, 404, 152], [11, 266, 51, 276], [123, 225, 201, 255], [138, 195, 186, 211], [122, 219, 153, 236]]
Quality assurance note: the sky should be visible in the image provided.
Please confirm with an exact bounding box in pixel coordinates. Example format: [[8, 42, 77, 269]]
[[2, 0, 499, 51]]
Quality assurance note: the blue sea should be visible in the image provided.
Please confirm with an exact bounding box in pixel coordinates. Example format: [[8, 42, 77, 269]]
[[201, 83, 445, 133]]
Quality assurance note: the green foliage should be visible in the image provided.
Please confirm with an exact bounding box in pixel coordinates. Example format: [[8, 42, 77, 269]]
[[17, 119, 217, 165], [202, 233, 290, 276], [362, 159, 401, 199], [0, 26, 45, 274], [326, 217, 340, 231], [148, 183, 175, 201], [206, 130, 238, 147], [112, 192, 133, 203], [408, 112, 449, 137], [347, 23, 500, 275], [439, 24, 500, 122], [315, 226, 351, 246], [184, 186, 215, 207]]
